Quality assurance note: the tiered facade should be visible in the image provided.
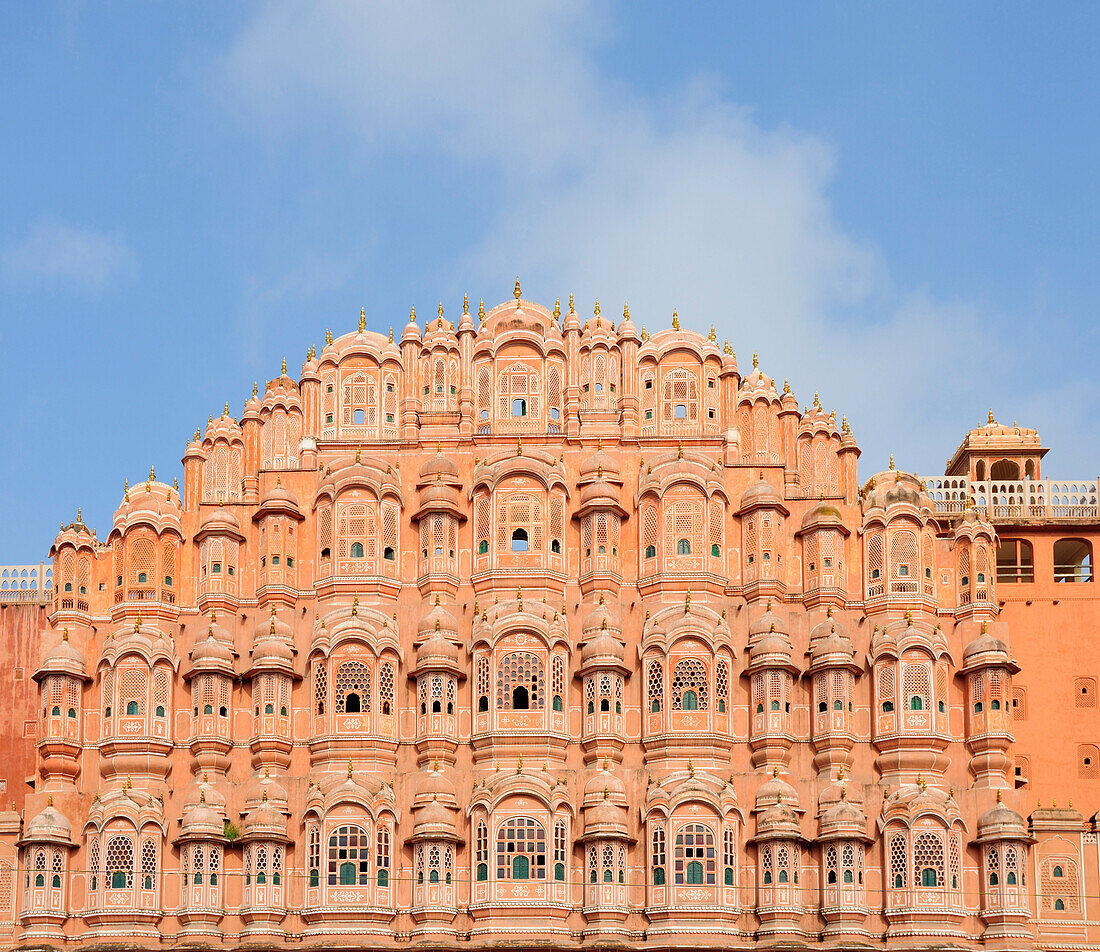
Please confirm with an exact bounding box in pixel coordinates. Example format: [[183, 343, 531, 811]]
[[2, 287, 1098, 950]]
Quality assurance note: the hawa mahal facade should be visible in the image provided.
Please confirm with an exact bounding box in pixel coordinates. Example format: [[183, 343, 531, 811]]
[[0, 286, 1098, 951]]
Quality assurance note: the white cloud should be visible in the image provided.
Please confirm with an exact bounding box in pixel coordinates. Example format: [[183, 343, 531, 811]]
[[1, 219, 137, 291], [222, 1, 1090, 476]]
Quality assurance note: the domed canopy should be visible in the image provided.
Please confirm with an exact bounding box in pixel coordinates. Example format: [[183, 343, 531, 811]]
[[798, 500, 850, 536], [748, 603, 788, 639], [418, 596, 459, 637], [415, 629, 461, 674], [410, 797, 461, 842], [583, 793, 629, 838], [35, 630, 88, 682], [977, 798, 1030, 841], [255, 478, 302, 520], [419, 445, 460, 483], [21, 803, 73, 846], [738, 473, 786, 514], [241, 794, 288, 841], [186, 630, 235, 678], [197, 506, 243, 540], [179, 793, 224, 840], [581, 627, 626, 667]]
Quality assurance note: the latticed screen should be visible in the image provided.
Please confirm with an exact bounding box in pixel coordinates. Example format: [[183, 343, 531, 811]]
[[496, 817, 546, 880], [671, 658, 708, 710], [105, 835, 134, 888], [913, 831, 945, 887], [334, 660, 371, 713], [328, 825, 370, 885], [674, 824, 715, 885], [497, 652, 545, 710]]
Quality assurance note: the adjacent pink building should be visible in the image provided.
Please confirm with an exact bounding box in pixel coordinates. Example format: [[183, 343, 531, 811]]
[[1, 287, 1098, 950]]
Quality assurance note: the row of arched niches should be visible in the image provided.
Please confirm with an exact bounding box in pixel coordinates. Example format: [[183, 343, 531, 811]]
[[24, 301, 1039, 945]]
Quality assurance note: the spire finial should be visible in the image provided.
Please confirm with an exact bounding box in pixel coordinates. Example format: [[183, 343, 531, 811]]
[[594, 299, 600, 317], [708, 324, 716, 341], [514, 277, 522, 303], [688, 760, 695, 779], [359, 306, 366, 333], [553, 297, 560, 320], [988, 408, 995, 424], [253, 381, 258, 398], [671, 309, 679, 330], [355, 444, 361, 464], [677, 440, 683, 460], [752, 351, 758, 368], [388, 325, 393, 342], [623, 302, 630, 321], [478, 298, 485, 320], [438, 301, 444, 322], [348, 760, 354, 780], [352, 593, 359, 616], [463, 292, 469, 315]]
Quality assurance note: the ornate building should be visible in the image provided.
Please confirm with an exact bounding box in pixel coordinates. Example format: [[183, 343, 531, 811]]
[[0, 285, 1098, 950]]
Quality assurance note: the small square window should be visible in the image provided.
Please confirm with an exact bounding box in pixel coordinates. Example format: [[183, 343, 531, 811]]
[[326, 413, 334, 424], [898, 564, 909, 577]]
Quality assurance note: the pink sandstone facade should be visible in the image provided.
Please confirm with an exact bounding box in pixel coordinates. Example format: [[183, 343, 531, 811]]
[[1, 287, 1099, 950]]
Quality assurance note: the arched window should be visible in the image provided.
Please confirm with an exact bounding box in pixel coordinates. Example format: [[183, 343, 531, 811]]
[[105, 834, 134, 890], [651, 824, 666, 884], [350, 542, 364, 559], [677, 538, 691, 555], [511, 528, 529, 552], [334, 660, 371, 714], [648, 659, 663, 713], [497, 652, 544, 711], [671, 658, 708, 711], [1055, 538, 1093, 583], [475, 821, 488, 882], [327, 825, 370, 886], [674, 824, 715, 885], [496, 817, 546, 880]]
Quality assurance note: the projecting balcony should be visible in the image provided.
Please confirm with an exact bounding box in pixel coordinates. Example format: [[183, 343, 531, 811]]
[[920, 476, 1100, 521]]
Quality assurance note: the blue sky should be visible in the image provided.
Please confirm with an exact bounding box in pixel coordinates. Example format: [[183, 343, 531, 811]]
[[2, 1, 1098, 560]]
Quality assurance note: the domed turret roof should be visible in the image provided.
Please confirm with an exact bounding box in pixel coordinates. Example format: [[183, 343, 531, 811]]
[[22, 802, 73, 845], [581, 626, 626, 666], [412, 797, 459, 839], [799, 500, 849, 535], [198, 506, 242, 537], [819, 790, 867, 835], [187, 630, 235, 676], [35, 630, 87, 681], [962, 625, 1012, 666], [584, 793, 629, 837], [977, 797, 1029, 840], [419, 445, 460, 483], [739, 474, 785, 513], [179, 792, 224, 839], [241, 793, 287, 840], [416, 629, 461, 672], [418, 595, 459, 637], [748, 602, 787, 639], [257, 477, 300, 516]]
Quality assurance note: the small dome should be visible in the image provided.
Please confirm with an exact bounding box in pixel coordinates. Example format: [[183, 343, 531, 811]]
[[819, 793, 866, 832], [180, 799, 224, 839], [579, 444, 620, 480], [584, 766, 626, 804], [739, 474, 783, 512], [419, 446, 460, 482], [809, 618, 855, 661], [259, 478, 299, 511], [412, 797, 458, 838], [24, 804, 73, 843], [252, 635, 294, 667], [756, 799, 801, 838], [241, 795, 286, 838], [416, 630, 460, 670], [755, 770, 799, 811], [978, 799, 1028, 838], [415, 768, 456, 805], [199, 506, 242, 535], [37, 631, 86, 680], [800, 501, 846, 533], [963, 630, 1011, 664], [748, 604, 788, 639], [750, 631, 793, 663], [418, 597, 459, 637], [189, 631, 235, 672], [584, 794, 628, 837], [581, 628, 625, 666]]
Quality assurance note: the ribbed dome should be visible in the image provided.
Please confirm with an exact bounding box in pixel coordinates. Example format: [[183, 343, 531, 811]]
[[581, 627, 625, 665], [418, 596, 459, 637], [188, 631, 235, 673], [584, 794, 628, 836], [416, 629, 460, 669], [23, 803, 73, 843], [199, 506, 241, 535], [419, 446, 459, 482], [412, 797, 458, 839], [36, 631, 86, 679], [259, 478, 299, 511], [180, 796, 223, 838], [740, 474, 783, 511], [749, 604, 787, 638], [800, 500, 846, 533]]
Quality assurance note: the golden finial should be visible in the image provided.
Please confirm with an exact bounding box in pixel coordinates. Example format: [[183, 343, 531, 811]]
[[671, 309, 679, 330], [478, 298, 485, 320], [988, 408, 995, 424], [623, 302, 630, 322], [982, 620, 988, 634], [905, 609, 912, 625], [1053, 798, 1058, 808], [355, 444, 361, 463], [552, 297, 560, 320], [348, 760, 354, 780], [640, 324, 647, 341], [262, 790, 268, 803], [773, 765, 780, 778], [889, 454, 895, 470], [568, 292, 575, 313], [687, 760, 695, 779], [352, 593, 359, 616], [47, 795, 53, 807], [517, 436, 523, 456], [917, 774, 927, 791], [752, 351, 758, 368], [359, 306, 366, 333], [677, 441, 684, 460], [841, 415, 848, 433], [326, 328, 333, 344], [783, 379, 790, 394], [837, 765, 844, 780], [997, 790, 1002, 803], [685, 591, 691, 614], [438, 300, 444, 321], [709, 325, 716, 342], [514, 277, 522, 303], [593, 299, 601, 319], [840, 785, 847, 800], [516, 755, 523, 773], [388, 326, 393, 342], [463, 292, 469, 315], [813, 391, 820, 409], [280, 356, 287, 375]]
